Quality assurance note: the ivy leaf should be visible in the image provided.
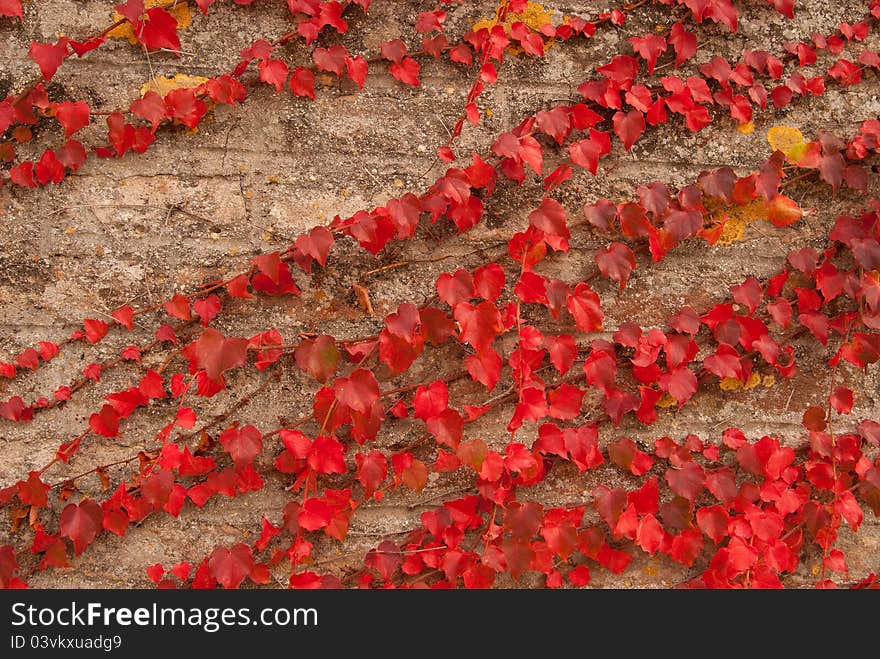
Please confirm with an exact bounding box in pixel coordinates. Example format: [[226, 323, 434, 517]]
[[29, 39, 69, 82], [131, 90, 167, 131], [220, 424, 263, 468], [658, 367, 697, 403], [567, 283, 603, 331], [767, 194, 802, 226], [182, 328, 248, 382], [365, 540, 402, 582], [569, 129, 611, 174], [55, 101, 90, 137], [89, 404, 121, 437], [258, 59, 289, 92], [455, 301, 504, 351], [595, 243, 636, 289], [115, 0, 145, 24], [294, 335, 340, 383], [613, 109, 646, 150], [209, 544, 254, 589], [390, 57, 420, 86], [0, 0, 23, 19], [137, 8, 181, 52], [829, 386, 853, 414], [668, 22, 697, 67], [59, 499, 103, 555], [333, 368, 380, 415], [355, 451, 387, 499], [629, 34, 666, 73], [528, 197, 569, 239]]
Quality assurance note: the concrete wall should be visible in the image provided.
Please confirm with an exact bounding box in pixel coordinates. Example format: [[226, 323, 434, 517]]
[[1, 0, 878, 587]]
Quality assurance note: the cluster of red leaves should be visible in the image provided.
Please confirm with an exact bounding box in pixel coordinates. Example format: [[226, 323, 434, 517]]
[[2, 0, 880, 592]]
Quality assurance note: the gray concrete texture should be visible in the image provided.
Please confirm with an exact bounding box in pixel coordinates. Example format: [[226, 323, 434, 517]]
[[0, 0, 878, 587]]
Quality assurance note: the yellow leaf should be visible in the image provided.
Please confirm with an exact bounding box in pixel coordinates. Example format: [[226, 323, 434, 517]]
[[656, 393, 677, 408], [473, 2, 553, 53], [719, 377, 742, 391], [766, 125, 808, 162], [737, 121, 755, 135], [108, 0, 191, 45], [140, 73, 209, 97], [714, 199, 766, 246]]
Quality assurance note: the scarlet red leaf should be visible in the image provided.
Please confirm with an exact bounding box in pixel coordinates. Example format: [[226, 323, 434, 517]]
[[137, 8, 181, 52], [567, 283, 603, 332], [595, 243, 636, 289], [390, 57, 420, 86], [59, 499, 102, 555], [55, 101, 90, 137], [182, 328, 248, 382], [209, 544, 254, 589], [220, 424, 263, 468], [29, 39, 69, 82], [333, 368, 379, 414], [613, 109, 646, 150], [455, 301, 503, 351], [0, 0, 22, 19], [295, 335, 340, 383]]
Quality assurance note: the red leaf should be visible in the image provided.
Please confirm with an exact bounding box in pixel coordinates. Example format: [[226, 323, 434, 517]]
[[536, 107, 571, 145], [365, 540, 402, 581], [355, 451, 387, 499], [636, 514, 664, 555], [131, 90, 167, 131], [294, 335, 340, 383], [473, 263, 505, 301], [668, 22, 697, 67], [111, 304, 135, 329], [137, 8, 181, 52], [16, 471, 50, 508], [55, 101, 90, 137], [89, 404, 121, 437], [290, 67, 316, 98], [658, 366, 697, 403], [220, 424, 263, 468], [59, 499, 102, 555], [259, 59, 289, 93], [830, 386, 853, 415], [612, 109, 646, 150], [545, 334, 577, 374], [665, 462, 705, 500], [465, 348, 503, 391], [595, 243, 636, 289], [391, 453, 428, 492], [437, 269, 476, 306], [209, 544, 254, 589], [802, 406, 827, 432], [164, 88, 206, 128], [608, 437, 654, 476], [567, 283, 603, 331], [629, 34, 666, 73], [390, 57, 420, 86], [569, 129, 611, 174], [528, 197, 569, 239], [767, 194, 802, 227], [0, 0, 23, 19], [697, 505, 729, 543], [294, 226, 334, 270], [29, 39, 69, 82], [455, 301, 503, 351], [182, 328, 248, 381], [333, 368, 379, 414]]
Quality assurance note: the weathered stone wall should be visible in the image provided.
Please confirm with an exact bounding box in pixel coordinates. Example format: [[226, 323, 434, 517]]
[[1, 1, 878, 587]]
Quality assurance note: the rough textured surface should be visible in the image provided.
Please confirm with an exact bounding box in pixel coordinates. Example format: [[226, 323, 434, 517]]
[[0, 0, 878, 588]]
